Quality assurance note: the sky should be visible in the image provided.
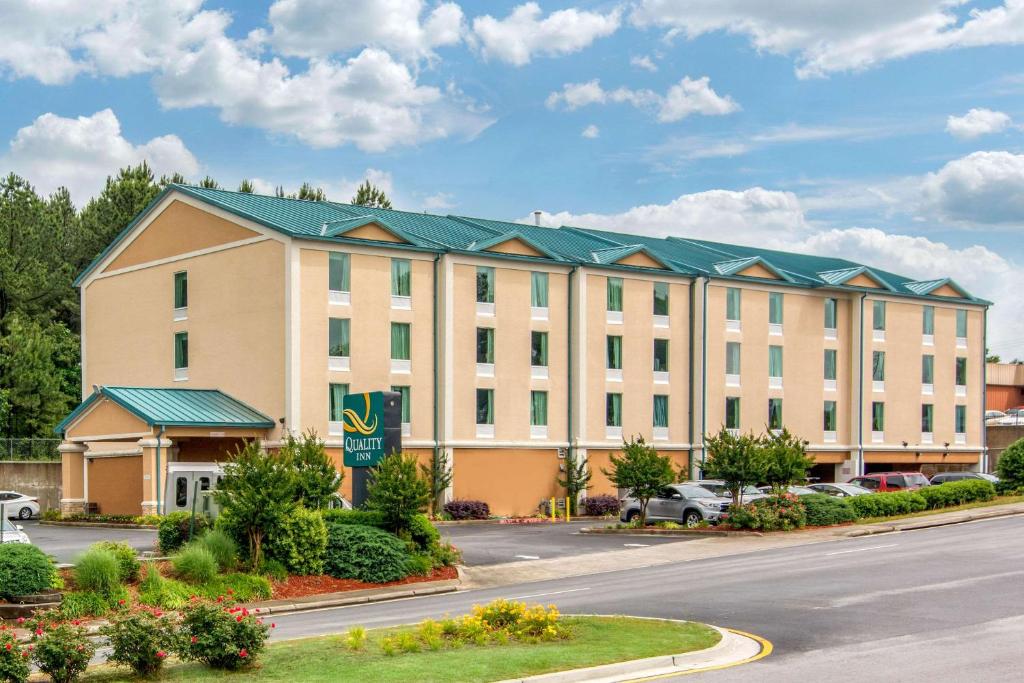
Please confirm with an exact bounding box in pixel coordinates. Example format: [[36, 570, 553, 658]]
[[2, 0, 1024, 357]]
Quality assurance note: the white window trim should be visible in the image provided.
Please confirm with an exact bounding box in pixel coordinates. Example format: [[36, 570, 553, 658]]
[[606, 310, 623, 324], [824, 379, 837, 392], [605, 425, 623, 440], [531, 306, 549, 321], [726, 319, 741, 333], [921, 432, 934, 445], [329, 290, 350, 306], [922, 383, 934, 396], [725, 373, 741, 388], [955, 385, 967, 397], [328, 421, 344, 437], [530, 425, 548, 440], [653, 426, 669, 441], [391, 359, 411, 374], [824, 430, 837, 443], [768, 323, 783, 337], [606, 368, 623, 382], [654, 371, 670, 385], [477, 362, 495, 378], [824, 327, 837, 341], [955, 433, 966, 445], [922, 333, 934, 346], [173, 367, 188, 382], [770, 428, 782, 436], [726, 428, 740, 437], [873, 380, 885, 393], [531, 365, 549, 380], [653, 314, 669, 329], [956, 336, 967, 349], [391, 295, 411, 310], [769, 376, 783, 390], [476, 423, 495, 439], [873, 329, 885, 342], [476, 301, 495, 317], [871, 430, 884, 443], [401, 422, 411, 437], [173, 307, 188, 322], [328, 356, 350, 372]]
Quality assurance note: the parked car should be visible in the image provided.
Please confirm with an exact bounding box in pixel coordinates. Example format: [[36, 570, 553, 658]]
[[0, 491, 40, 520], [847, 472, 930, 491], [0, 518, 30, 544], [929, 472, 999, 485], [986, 410, 1007, 423], [808, 483, 874, 498], [756, 485, 817, 496], [996, 408, 1024, 425], [683, 480, 768, 503], [619, 484, 731, 527]]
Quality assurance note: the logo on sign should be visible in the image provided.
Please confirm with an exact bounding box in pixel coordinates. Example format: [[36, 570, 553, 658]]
[[343, 392, 385, 467]]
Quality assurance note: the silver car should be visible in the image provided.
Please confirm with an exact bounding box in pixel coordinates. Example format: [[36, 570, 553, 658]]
[[620, 484, 731, 527], [0, 518, 30, 544], [808, 483, 873, 498], [683, 479, 768, 504]]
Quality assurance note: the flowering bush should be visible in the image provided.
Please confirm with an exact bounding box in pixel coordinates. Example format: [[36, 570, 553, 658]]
[[581, 494, 620, 517], [443, 500, 489, 520], [0, 625, 30, 683], [727, 494, 807, 531], [101, 607, 177, 677], [31, 621, 95, 683], [176, 598, 271, 670]]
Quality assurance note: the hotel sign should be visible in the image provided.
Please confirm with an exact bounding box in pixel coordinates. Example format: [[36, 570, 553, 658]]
[[342, 391, 401, 467]]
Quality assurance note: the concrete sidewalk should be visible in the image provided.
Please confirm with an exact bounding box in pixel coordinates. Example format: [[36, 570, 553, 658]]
[[460, 501, 1024, 589]]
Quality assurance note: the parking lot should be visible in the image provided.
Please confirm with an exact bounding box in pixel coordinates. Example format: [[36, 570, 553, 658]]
[[18, 521, 157, 564]]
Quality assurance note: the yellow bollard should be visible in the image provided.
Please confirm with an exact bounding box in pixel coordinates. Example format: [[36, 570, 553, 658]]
[[550, 497, 555, 522], [565, 500, 570, 523]]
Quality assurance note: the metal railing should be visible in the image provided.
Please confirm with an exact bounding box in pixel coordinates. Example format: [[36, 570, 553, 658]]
[[0, 438, 61, 461]]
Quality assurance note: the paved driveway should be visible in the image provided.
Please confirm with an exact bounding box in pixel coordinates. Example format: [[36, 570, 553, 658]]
[[440, 520, 695, 566], [20, 521, 158, 564]]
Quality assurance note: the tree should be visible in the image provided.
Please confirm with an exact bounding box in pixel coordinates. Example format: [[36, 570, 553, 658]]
[[274, 185, 286, 198], [238, 179, 254, 193], [761, 428, 815, 495], [986, 348, 1001, 364], [601, 437, 674, 526], [214, 440, 297, 567], [282, 431, 342, 509], [701, 428, 766, 505], [159, 172, 188, 187], [996, 438, 1024, 492], [295, 182, 326, 201], [557, 450, 592, 515], [198, 176, 220, 189], [350, 180, 392, 209], [419, 449, 453, 516], [366, 452, 430, 533]]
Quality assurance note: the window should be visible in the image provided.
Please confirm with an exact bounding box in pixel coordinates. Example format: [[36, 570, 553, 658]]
[[653, 395, 669, 428], [653, 282, 669, 315], [725, 397, 740, 430], [872, 402, 885, 432], [329, 383, 348, 421], [824, 298, 837, 330], [768, 345, 783, 378], [873, 300, 886, 330], [922, 404, 934, 433], [476, 327, 494, 364], [606, 393, 622, 427], [476, 389, 494, 425], [922, 306, 934, 335], [956, 309, 968, 338], [607, 335, 622, 369], [824, 349, 837, 381], [726, 342, 741, 375], [173, 272, 188, 309], [391, 259, 411, 297], [530, 331, 548, 367], [768, 398, 783, 430], [391, 322, 410, 360], [607, 277, 623, 312], [531, 272, 548, 308], [476, 267, 495, 303], [769, 292, 783, 325], [955, 405, 967, 434], [824, 400, 837, 432], [872, 351, 885, 382], [391, 385, 410, 423], [531, 390, 548, 426], [175, 477, 187, 507], [329, 318, 350, 357], [955, 357, 968, 386], [726, 287, 741, 321], [922, 355, 934, 384], [329, 253, 350, 292], [653, 339, 669, 372], [174, 332, 188, 369]]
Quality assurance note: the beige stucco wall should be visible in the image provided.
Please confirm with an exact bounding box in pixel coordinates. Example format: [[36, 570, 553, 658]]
[[452, 448, 561, 516], [65, 398, 151, 441], [587, 447, 689, 496]]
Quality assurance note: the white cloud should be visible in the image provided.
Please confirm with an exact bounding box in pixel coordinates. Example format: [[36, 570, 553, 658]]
[[921, 151, 1024, 224], [546, 76, 738, 122], [630, 55, 658, 72], [581, 124, 600, 139], [266, 0, 464, 60], [630, 0, 1024, 78], [247, 168, 395, 204], [1, 109, 198, 204], [422, 191, 455, 210], [472, 2, 621, 66], [946, 108, 1013, 139]]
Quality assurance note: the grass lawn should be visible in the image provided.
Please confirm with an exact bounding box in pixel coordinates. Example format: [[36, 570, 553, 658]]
[[856, 495, 1024, 525], [82, 617, 721, 683]]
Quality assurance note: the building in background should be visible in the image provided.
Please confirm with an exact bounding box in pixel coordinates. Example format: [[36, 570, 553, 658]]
[[986, 362, 1024, 413], [55, 185, 990, 516]]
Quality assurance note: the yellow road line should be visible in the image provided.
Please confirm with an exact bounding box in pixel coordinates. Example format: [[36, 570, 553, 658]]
[[626, 628, 773, 681]]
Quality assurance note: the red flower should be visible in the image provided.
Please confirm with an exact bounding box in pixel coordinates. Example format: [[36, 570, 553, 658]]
[[236, 615, 243, 622], [239, 648, 248, 658], [16, 618, 24, 624], [190, 636, 197, 644], [34, 629, 43, 636], [271, 623, 276, 629], [156, 651, 167, 659], [4, 643, 11, 651], [227, 588, 234, 595], [21, 651, 28, 658], [118, 599, 126, 605]]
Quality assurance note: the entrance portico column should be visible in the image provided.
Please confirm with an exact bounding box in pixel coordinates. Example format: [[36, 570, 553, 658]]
[[58, 442, 88, 516], [138, 437, 173, 516]]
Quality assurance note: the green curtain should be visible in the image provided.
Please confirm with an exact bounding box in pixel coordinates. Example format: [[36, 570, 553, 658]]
[[956, 357, 967, 385], [653, 395, 668, 428], [329, 384, 348, 421], [654, 339, 669, 371], [477, 328, 494, 363], [329, 318, 350, 357], [391, 259, 411, 296], [824, 349, 837, 380], [532, 331, 547, 366], [824, 298, 837, 329], [725, 397, 740, 429], [329, 252, 350, 292], [391, 322, 410, 360], [476, 389, 493, 424], [391, 385, 410, 422], [607, 277, 623, 312], [872, 402, 885, 431], [956, 405, 966, 433], [921, 404, 934, 432], [873, 301, 886, 330], [769, 292, 783, 324], [922, 355, 934, 383], [824, 401, 836, 431], [726, 342, 740, 375], [653, 282, 669, 315], [476, 267, 494, 303], [174, 272, 188, 308], [531, 272, 548, 308], [768, 398, 782, 429], [726, 288, 741, 320], [607, 336, 622, 369], [606, 393, 622, 426], [531, 391, 548, 426], [922, 306, 934, 334], [768, 346, 783, 377], [872, 351, 885, 381], [956, 309, 967, 337], [174, 332, 188, 369]]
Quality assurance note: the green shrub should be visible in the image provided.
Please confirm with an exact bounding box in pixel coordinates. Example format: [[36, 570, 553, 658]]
[[74, 547, 120, 597], [802, 494, 858, 526], [41, 508, 62, 522], [176, 600, 271, 670], [430, 541, 462, 568], [158, 511, 210, 555], [727, 495, 806, 531], [209, 573, 272, 602], [0, 628, 30, 683], [324, 523, 410, 583], [265, 506, 328, 575], [406, 553, 433, 576], [60, 590, 118, 619], [919, 479, 996, 509], [847, 491, 927, 518], [31, 622, 95, 683], [94, 541, 140, 582], [197, 529, 238, 572], [0, 544, 57, 599], [366, 452, 431, 534], [256, 558, 288, 582], [320, 508, 387, 528], [137, 565, 193, 610], [406, 514, 441, 552], [172, 544, 219, 584], [997, 438, 1024, 491], [101, 608, 177, 678]]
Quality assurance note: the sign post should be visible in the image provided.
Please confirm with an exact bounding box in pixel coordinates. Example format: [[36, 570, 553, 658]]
[[343, 391, 402, 507]]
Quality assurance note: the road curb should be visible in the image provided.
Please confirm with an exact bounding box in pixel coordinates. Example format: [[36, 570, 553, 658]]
[[844, 506, 1024, 537], [38, 521, 157, 530], [580, 527, 763, 538], [244, 579, 461, 615]]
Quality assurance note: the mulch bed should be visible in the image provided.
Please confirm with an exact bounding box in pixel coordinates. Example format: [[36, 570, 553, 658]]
[[270, 566, 458, 600]]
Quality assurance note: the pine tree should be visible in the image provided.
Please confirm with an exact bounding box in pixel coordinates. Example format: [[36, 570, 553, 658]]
[[198, 176, 221, 189], [350, 180, 392, 209], [295, 182, 327, 201], [238, 179, 255, 193]]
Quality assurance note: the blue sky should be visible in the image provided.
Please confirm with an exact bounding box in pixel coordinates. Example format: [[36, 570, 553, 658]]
[[2, 1, 1024, 355]]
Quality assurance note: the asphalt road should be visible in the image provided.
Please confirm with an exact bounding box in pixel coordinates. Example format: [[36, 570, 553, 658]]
[[269, 516, 1024, 681], [20, 521, 158, 563]]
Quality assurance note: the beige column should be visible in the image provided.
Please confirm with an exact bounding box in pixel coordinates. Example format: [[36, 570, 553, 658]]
[[58, 442, 88, 515], [138, 437, 173, 515]]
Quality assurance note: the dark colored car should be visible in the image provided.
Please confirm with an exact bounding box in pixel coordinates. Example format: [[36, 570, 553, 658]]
[[848, 472, 930, 492], [929, 472, 999, 485]]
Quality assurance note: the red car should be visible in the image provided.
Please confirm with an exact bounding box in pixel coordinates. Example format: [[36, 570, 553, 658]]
[[847, 472, 930, 492]]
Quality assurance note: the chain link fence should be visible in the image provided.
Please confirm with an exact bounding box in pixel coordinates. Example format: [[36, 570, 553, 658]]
[[0, 438, 61, 461]]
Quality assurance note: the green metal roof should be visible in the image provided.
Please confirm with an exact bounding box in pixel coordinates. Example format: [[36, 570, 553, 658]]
[[75, 184, 990, 305], [55, 386, 275, 434]]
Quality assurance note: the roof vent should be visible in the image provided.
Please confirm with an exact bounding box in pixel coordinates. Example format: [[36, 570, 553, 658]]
[[533, 210, 542, 226]]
